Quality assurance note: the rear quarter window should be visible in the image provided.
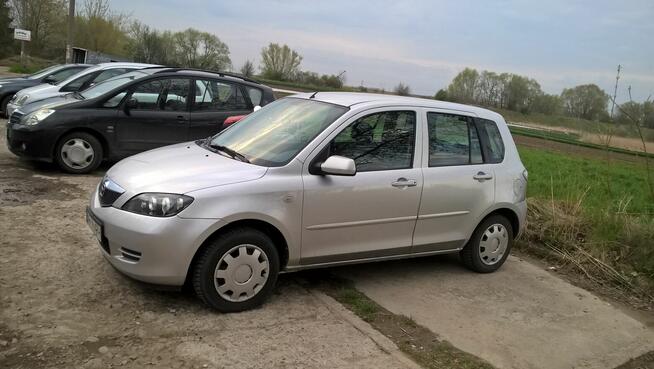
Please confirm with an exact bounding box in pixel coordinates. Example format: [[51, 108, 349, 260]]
[[475, 118, 505, 163]]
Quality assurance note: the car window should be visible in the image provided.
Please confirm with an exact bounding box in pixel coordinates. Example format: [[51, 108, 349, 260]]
[[131, 78, 190, 111], [193, 79, 249, 111], [103, 92, 127, 108], [476, 118, 505, 163], [62, 72, 95, 91], [48, 67, 86, 83], [92, 68, 131, 85], [330, 111, 416, 172], [427, 112, 483, 166], [246, 86, 263, 106], [81, 70, 151, 100]]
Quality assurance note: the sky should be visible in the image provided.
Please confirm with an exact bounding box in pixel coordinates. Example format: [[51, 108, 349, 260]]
[[110, 0, 654, 102]]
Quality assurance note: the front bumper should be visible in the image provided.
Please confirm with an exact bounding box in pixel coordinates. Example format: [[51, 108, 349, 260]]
[[6, 122, 56, 162], [87, 187, 222, 286]]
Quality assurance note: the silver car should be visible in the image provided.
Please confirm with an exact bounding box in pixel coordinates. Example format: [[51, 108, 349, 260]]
[[6, 62, 158, 116], [87, 93, 528, 312]]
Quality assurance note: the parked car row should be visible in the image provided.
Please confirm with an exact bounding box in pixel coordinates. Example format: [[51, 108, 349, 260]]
[[3, 63, 275, 173], [3, 63, 527, 313]]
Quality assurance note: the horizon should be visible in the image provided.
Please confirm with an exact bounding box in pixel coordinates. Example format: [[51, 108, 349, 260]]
[[111, 0, 654, 103]]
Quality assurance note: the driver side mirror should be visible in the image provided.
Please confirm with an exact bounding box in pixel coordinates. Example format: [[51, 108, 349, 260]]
[[253, 105, 261, 112], [320, 155, 356, 176], [124, 97, 138, 111], [43, 76, 57, 84]]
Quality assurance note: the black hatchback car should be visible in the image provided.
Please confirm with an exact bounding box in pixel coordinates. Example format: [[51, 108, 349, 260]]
[[6, 67, 275, 173]]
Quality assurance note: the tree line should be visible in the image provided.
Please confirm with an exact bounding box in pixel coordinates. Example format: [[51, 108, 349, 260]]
[[434, 67, 653, 128]]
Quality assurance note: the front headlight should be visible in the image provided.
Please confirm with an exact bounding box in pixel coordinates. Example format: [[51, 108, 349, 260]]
[[16, 94, 29, 106], [122, 193, 194, 217], [21, 108, 55, 126]]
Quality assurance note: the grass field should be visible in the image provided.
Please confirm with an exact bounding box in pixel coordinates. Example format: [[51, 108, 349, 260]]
[[518, 145, 654, 299]]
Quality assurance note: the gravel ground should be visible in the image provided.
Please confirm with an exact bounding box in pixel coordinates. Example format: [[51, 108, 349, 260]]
[[0, 118, 416, 369]]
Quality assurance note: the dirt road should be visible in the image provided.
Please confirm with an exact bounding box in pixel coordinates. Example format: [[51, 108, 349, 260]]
[[0, 118, 417, 369]]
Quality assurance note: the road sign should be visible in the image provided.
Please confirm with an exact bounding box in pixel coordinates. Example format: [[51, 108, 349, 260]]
[[14, 29, 31, 42]]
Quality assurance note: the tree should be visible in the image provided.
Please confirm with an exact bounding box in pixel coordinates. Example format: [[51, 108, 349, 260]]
[[532, 93, 562, 115], [240, 60, 255, 77], [74, 0, 129, 56], [260, 43, 302, 81], [0, 0, 14, 57], [447, 68, 479, 103], [173, 28, 231, 71], [561, 84, 609, 121], [394, 82, 410, 96], [9, 0, 67, 58], [434, 89, 448, 101]]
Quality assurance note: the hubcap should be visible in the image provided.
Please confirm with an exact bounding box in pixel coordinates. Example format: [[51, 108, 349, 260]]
[[214, 244, 269, 302], [61, 138, 94, 169], [479, 224, 509, 265]]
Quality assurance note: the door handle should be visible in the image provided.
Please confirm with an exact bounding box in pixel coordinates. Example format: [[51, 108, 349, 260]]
[[391, 178, 417, 188], [473, 171, 493, 181], [176, 115, 187, 123]]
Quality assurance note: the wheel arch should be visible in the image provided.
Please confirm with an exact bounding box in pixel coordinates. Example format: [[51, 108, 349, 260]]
[[479, 207, 521, 239], [54, 127, 110, 160], [185, 218, 290, 286]]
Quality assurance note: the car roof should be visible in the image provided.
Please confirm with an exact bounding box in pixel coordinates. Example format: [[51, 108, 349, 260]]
[[145, 67, 267, 88], [94, 62, 161, 69], [291, 92, 504, 121]]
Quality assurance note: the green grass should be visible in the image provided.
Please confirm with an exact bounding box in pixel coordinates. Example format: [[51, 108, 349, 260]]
[[518, 145, 654, 285], [519, 146, 654, 214]]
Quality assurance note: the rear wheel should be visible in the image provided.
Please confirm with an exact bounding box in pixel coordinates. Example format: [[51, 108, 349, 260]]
[[192, 228, 280, 312], [1, 95, 13, 118], [460, 215, 513, 273], [54, 132, 103, 174]]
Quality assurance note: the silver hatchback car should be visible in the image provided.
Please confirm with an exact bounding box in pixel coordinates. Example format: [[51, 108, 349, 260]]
[[87, 92, 528, 312]]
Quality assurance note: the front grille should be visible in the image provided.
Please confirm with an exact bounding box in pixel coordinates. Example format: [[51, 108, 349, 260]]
[[9, 111, 24, 125], [120, 247, 142, 262], [98, 177, 125, 207]]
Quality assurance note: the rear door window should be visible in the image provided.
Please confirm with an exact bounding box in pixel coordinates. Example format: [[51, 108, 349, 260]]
[[193, 80, 249, 111], [245, 86, 263, 106], [427, 112, 483, 166], [131, 78, 190, 111]]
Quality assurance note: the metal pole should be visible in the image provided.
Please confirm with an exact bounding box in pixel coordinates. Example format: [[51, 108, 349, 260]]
[[20, 40, 25, 67], [65, 0, 75, 63], [610, 64, 621, 120]]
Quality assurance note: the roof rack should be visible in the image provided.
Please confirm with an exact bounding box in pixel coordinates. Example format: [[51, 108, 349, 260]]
[[154, 67, 261, 84]]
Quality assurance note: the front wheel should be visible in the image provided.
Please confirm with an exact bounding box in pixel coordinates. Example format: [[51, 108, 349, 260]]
[[460, 215, 513, 273], [54, 132, 103, 174], [192, 228, 280, 312]]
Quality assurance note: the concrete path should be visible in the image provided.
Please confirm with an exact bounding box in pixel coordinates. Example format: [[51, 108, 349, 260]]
[[337, 255, 654, 369]]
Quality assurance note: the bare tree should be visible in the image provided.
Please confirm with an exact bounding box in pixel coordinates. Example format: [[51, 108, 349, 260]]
[[394, 82, 410, 96], [260, 43, 302, 81], [240, 60, 255, 78]]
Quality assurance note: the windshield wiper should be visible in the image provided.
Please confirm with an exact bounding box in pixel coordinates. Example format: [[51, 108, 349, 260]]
[[209, 143, 250, 163], [72, 91, 85, 100]]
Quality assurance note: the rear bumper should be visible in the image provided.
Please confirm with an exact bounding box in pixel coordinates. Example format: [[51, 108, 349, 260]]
[[87, 187, 222, 286], [515, 200, 527, 238]]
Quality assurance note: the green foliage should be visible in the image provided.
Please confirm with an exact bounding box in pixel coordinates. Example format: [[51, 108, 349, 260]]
[[240, 60, 255, 78], [8, 0, 67, 59], [127, 23, 231, 71], [447, 67, 479, 103], [434, 88, 448, 101], [394, 82, 410, 96], [260, 43, 302, 81], [561, 84, 609, 121]]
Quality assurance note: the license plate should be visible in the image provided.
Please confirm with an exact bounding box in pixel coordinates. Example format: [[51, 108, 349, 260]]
[[86, 209, 102, 243]]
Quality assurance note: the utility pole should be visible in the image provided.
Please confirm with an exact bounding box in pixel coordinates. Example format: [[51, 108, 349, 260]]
[[610, 64, 621, 119], [65, 0, 75, 63]]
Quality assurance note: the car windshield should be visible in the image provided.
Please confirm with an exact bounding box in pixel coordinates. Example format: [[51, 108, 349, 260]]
[[207, 98, 348, 167], [26, 65, 62, 80], [79, 70, 150, 99], [55, 65, 101, 86]]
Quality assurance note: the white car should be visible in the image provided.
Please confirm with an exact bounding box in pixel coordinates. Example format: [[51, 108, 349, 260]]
[[87, 92, 528, 312], [6, 62, 159, 117]]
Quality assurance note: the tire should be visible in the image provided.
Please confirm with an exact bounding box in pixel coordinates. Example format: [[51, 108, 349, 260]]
[[54, 132, 103, 174], [460, 215, 513, 273], [1, 95, 12, 118], [193, 228, 280, 313]]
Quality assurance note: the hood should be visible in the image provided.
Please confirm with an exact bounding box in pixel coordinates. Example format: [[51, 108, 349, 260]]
[[19, 94, 79, 114], [106, 142, 268, 195], [0, 77, 27, 83], [15, 83, 57, 97]]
